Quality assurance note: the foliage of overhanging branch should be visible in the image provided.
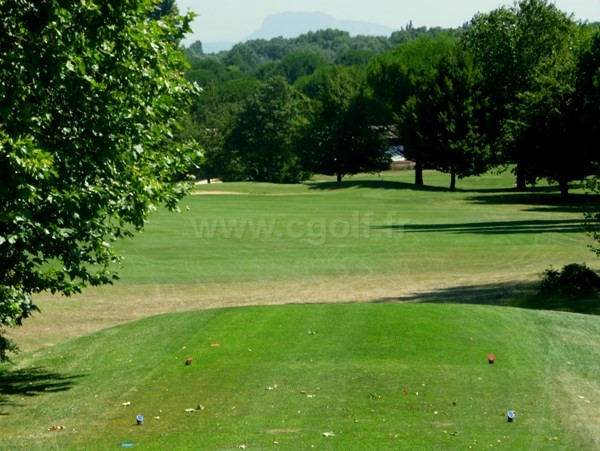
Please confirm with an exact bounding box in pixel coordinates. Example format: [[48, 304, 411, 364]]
[[0, 0, 200, 360]]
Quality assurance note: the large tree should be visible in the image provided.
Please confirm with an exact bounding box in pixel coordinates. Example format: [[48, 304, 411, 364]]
[[463, 0, 578, 190], [398, 44, 491, 190], [503, 27, 598, 198], [299, 65, 389, 182], [576, 30, 600, 171], [580, 30, 600, 252], [189, 77, 259, 182], [0, 0, 198, 359], [368, 35, 458, 186], [222, 76, 312, 183]]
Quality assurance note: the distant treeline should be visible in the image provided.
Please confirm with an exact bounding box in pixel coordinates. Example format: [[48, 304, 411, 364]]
[[181, 1, 600, 196], [186, 23, 462, 69]]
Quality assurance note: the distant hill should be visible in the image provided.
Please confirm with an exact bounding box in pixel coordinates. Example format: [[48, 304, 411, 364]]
[[200, 11, 396, 54], [245, 11, 395, 41]]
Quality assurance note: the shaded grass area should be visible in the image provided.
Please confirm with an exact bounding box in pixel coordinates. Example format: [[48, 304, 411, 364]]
[[375, 280, 600, 315], [514, 293, 600, 315], [380, 219, 584, 234], [0, 368, 82, 399], [1, 303, 600, 450], [374, 280, 536, 306]]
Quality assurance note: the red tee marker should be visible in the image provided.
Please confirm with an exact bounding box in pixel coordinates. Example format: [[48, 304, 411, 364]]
[[488, 354, 495, 364]]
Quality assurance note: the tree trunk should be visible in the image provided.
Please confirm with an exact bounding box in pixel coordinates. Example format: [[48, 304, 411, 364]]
[[450, 168, 456, 191], [336, 172, 343, 183], [559, 179, 569, 199], [414, 160, 424, 187], [516, 163, 527, 191]]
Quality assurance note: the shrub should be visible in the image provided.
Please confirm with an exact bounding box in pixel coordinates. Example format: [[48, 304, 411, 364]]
[[540, 263, 600, 298]]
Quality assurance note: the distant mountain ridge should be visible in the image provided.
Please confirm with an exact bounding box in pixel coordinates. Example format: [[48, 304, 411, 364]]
[[203, 11, 395, 53], [246, 12, 395, 41]]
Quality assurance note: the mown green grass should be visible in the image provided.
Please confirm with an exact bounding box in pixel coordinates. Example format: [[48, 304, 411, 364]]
[[118, 170, 592, 287], [2, 170, 599, 449], [2, 303, 600, 450], [7, 170, 597, 351]]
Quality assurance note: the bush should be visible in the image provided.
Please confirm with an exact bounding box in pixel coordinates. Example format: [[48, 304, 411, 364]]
[[540, 263, 600, 298]]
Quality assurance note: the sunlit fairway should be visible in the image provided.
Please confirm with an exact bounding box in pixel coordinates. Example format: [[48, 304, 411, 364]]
[[9, 170, 593, 350], [2, 170, 599, 449]]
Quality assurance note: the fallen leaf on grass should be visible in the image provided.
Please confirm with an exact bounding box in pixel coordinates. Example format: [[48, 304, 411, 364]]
[[120, 402, 131, 407], [48, 425, 65, 431], [210, 343, 221, 347], [322, 432, 335, 437], [184, 408, 195, 413]]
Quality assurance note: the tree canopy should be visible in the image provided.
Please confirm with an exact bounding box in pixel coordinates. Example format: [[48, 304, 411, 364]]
[[222, 76, 312, 183], [183, 3, 599, 198], [463, 0, 580, 191], [398, 42, 490, 189], [299, 65, 389, 182], [0, 0, 198, 359]]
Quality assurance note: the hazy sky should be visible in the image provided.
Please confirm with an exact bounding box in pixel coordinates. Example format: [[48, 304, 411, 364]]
[[177, 0, 600, 45]]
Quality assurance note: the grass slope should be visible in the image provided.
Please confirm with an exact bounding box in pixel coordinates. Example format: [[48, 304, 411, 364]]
[[2, 303, 599, 450]]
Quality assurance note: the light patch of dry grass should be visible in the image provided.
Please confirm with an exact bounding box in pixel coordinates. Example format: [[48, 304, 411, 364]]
[[552, 371, 600, 449], [7, 271, 534, 353]]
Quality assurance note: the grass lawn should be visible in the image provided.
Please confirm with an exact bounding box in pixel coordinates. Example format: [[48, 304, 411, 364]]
[[2, 303, 600, 450], [9, 170, 594, 351], [2, 170, 599, 449]]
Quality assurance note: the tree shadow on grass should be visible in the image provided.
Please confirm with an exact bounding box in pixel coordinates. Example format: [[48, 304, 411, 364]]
[[373, 280, 535, 307], [372, 280, 600, 315], [0, 367, 84, 414], [512, 294, 600, 315], [375, 218, 585, 235], [306, 178, 567, 195], [306, 177, 596, 212], [307, 179, 450, 192], [466, 191, 598, 213]]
